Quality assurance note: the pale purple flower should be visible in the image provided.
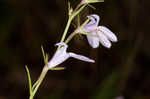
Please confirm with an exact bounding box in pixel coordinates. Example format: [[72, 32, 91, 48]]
[[47, 42, 95, 69], [84, 14, 117, 48]]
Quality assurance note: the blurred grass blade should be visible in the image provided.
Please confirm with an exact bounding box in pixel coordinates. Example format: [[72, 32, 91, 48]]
[[93, 71, 119, 99]]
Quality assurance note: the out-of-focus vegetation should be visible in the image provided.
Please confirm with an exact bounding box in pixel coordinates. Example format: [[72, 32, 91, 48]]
[[0, 0, 150, 99]]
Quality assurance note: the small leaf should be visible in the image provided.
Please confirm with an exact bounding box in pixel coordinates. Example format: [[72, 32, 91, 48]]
[[68, 1, 71, 12], [50, 67, 65, 70], [45, 54, 49, 65], [68, 1, 73, 16], [77, 15, 81, 26], [41, 46, 49, 65], [87, 4, 96, 10], [41, 46, 46, 63]]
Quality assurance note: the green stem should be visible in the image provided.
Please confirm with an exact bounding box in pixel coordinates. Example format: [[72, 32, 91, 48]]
[[65, 31, 77, 44], [32, 78, 40, 90], [74, 1, 83, 12], [29, 95, 33, 99], [65, 18, 90, 44], [72, 5, 86, 22], [29, 4, 87, 99], [25, 66, 33, 99], [80, 18, 89, 28], [60, 5, 86, 43], [60, 16, 72, 43], [30, 66, 49, 99]]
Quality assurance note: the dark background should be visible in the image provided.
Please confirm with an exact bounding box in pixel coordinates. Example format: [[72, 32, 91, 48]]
[[0, 0, 150, 99]]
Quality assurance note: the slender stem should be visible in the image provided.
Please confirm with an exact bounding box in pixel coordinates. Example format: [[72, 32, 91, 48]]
[[60, 5, 86, 43], [28, 3, 87, 99], [32, 78, 40, 90], [56, 5, 86, 52], [30, 66, 49, 99], [65, 18, 89, 44], [65, 30, 77, 44], [81, 18, 89, 28], [60, 16, 73, 43], [29, 95, 33, 99], [74, 1, 83, 12], [72, 5, 86, 20]]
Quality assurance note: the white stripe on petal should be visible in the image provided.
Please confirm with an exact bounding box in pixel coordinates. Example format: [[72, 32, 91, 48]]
[[69, 52, 95, 63], [98, 26, 117, 42], [97, 31, 111, 48]]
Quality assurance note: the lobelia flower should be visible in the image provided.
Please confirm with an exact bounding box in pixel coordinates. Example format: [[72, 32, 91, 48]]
[[83, 14, 118, 48], [47, 42, 95, 69]]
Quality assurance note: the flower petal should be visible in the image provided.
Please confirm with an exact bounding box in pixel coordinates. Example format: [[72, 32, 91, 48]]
[[97, 31, 112, 48], [84, 14, 100, 32], [55, 42, 67, 46], [98, 26, 117, 42], [53, 42, 68, 59], [48, 42, 69, 68], [87, 15, 96, 25], [69, 52, 95, 63], [47, 42, 95, 69], [90, 14, 100, 26], [87, 33, 99, 48]]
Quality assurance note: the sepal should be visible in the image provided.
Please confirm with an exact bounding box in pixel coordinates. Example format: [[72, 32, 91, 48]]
[[86, 0, 104, 4], [50, 67, 65, 70]]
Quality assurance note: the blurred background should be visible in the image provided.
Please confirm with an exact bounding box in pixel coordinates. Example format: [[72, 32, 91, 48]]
[[0, 0, 150, 99]]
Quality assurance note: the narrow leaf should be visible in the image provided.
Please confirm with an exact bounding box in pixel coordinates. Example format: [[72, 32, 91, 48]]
[[45, 54, 49, 65], [41, 46, 47, 64], [25, 66, 33, 96], [87, 4, 96, 10]]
